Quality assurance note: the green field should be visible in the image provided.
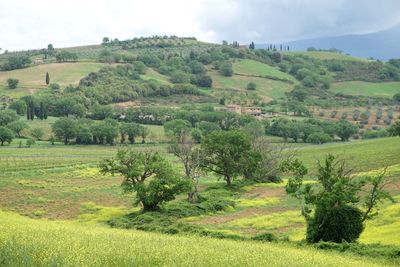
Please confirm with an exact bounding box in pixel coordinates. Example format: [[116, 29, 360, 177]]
[[331, 81, 400, 98], [210, 71, 293, 100], [0, 210, 392, 267], [0, 62, 106, 97], [233, 59, 297, 82], [285, 51, 368, 62], [141, 68, 172, 85]]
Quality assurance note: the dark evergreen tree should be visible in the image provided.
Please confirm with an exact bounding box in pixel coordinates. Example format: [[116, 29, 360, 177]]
[[45, 72, 50, 85]]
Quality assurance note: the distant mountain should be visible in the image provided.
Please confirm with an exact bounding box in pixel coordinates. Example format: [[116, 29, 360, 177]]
[[257, 25, 400, 61]]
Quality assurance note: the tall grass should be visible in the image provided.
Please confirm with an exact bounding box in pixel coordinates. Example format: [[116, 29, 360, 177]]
[[0, 210, 390, 266]]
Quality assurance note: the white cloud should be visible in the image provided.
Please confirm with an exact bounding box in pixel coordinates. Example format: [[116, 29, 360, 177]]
[[0, 0, 399, 51]]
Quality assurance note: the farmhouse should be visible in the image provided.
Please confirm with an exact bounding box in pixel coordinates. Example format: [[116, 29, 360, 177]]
[[226, 104, 262, 116]]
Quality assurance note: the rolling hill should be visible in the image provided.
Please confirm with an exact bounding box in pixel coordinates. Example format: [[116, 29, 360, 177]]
[[283, 25, 400, 60]]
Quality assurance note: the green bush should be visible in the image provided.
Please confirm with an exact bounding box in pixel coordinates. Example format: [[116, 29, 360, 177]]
[[7, 78, 19, 89], [246, 82, 257, 90], [307, 205, 364, 243]]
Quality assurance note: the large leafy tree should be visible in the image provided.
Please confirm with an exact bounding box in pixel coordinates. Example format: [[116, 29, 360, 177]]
[[201, 130, 260, 186], [100, 150, 190, 210], [0, 110, 19, 126], [7, 120, 28, 137], [335, 120, 357, 141], [52, 117, 79, 144], [281, 154, 393, 243], [0, 127, 14, 146]]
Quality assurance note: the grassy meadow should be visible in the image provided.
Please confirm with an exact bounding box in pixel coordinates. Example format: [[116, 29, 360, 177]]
[[331, 81, 400, 98], [0, 62, 105, 97], [1, 210, 393, 267], [233, 59, 297, 82]]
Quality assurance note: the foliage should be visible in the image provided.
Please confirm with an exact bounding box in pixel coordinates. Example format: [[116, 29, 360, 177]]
[[52, 117, 79, 144], [30, 127, 45, 140], [0, 126, 14, 145], [246, 81, 257, 90], [219, 61, 233, 77], [0, 110, 19, 126], [388, 121, 400, 136], [1, 54, 31, 71], [100, 150, 188, 210], [6, 120, 28, 137], [335, 120, 357, 141], [282, 154, 393, 243], [7, 78, 19, 89], [201, 130, 260, 186]]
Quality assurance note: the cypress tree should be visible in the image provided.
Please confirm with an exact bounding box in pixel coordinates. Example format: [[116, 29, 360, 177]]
[[45, 72, 50, 85]]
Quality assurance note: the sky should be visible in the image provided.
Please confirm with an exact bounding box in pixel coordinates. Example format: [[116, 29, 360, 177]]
[[1, 0, 400, 51]]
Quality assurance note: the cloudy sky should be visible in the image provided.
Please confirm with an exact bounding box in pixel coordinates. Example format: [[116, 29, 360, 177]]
[[1, 0, 400, 51]]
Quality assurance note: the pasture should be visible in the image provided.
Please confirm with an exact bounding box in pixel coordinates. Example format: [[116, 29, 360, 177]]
[[331, 81, 400, 98], [0, 62, 105, 97], [233, 59, 297, 82]]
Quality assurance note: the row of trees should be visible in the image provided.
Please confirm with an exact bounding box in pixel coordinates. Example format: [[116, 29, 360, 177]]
[[267, 118, 358, 143], [51, 118, 150, 145]]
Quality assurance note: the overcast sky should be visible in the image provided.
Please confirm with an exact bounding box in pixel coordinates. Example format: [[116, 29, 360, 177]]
[[1, 0, 400, 51]]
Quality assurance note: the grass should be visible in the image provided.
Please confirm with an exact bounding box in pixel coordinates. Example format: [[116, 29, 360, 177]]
[[295, 137, 400, 173], [141, 68, 172, 85], [331, 81, 400, 98], [210, 71, 293, 100], [233, 59, 297, 82], [285, 51, 368, 62], [0, 62, 105, 97], [0, 210, 392, 267]]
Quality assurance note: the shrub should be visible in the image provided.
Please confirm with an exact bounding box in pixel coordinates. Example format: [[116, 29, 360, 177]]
[[195, 74, 212, 87], [7, 78, 19, 89], [306, 132, 332, 144], [246, 82, 257, 90], [26, 138, 36, 147], [219, 61, 233, 77], [306, 205, 364, 243]]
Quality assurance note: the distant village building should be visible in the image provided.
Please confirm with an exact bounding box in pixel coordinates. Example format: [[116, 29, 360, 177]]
[[226, 104, 262, 116]]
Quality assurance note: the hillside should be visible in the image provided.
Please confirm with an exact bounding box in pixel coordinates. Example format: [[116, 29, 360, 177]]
[[284, 25, 400, 60], [0, 62, 105, 97]]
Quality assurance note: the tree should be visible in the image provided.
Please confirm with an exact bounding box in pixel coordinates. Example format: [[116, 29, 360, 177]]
[[335, 120, 357, 141], [393, 93, 400, 102], [170, 71, 190, 84], [306, 132, 333, 144], [168, 133, 204, 202], [52, 117, 79, 144], [219, 61, 233, 77], [139, 126, 150, 144], [164, 119, 191, 142], [246, 82, 257, 90], [100, 150, 190, 210], [1, 55, 31, 71], [45, 72, 50, 85], [388, 121, 400, 136], [30, 127, 44, 140], [201, 130, 259, 186], [7, 78, 19, 89], [0, 127, 14, 146], [7, 120, 28, 137], [9, 100, 27, 116], [0, 110, 19, 126], [120, 123, 141, 144], [281, 154, 393, 243], [196, 74, 212, 87], [249, 41, 255, 50]]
